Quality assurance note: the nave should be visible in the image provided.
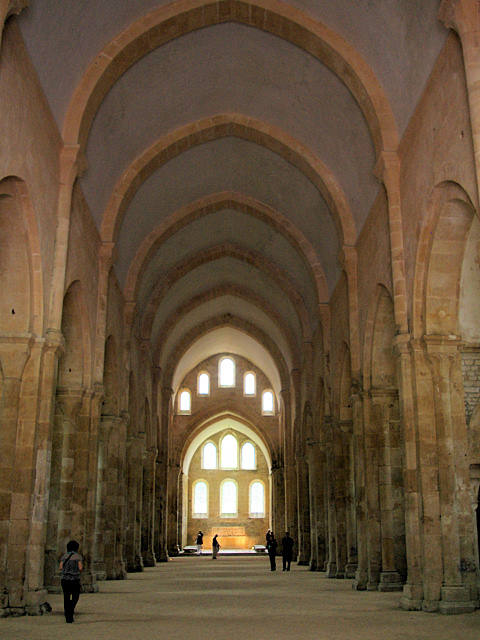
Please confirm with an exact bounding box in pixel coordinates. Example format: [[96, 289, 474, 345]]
[[2, 556, 479, 640]]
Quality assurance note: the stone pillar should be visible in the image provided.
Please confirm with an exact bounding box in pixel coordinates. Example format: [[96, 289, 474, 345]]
[[324, 416, 337, 578], [24, 336, 63, 614], [93, 417, 112, 580], [351, 386, 368, 590], [333, 422, 348, 578], [364, 394, 382, 590], [44, 388, 84, 592], [167, 463, 180, 556], [154, 383, 171, 562], [423, 337, 476, 613], [395, 335, 424, 610], [141, 448, 157, 567], [342, 421, 358, 579], [271, 463, 285, 544], [295, 454, 310, 565], [103, 415, 127, 579], [306, 438, 326, 571], [0, 336, 36, 615], [281, 387, 297, 537], [125, 433, 144, 572], [374, 392, 404, 592]]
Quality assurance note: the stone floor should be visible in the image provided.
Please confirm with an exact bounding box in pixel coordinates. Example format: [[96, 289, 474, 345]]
[[2, 556, 480, 640]]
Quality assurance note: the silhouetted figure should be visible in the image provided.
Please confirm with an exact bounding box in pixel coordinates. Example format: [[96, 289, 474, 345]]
[[281, 532, 294, 571], [59, 540, 83, 623], [196, 531, 204, 555], [267, 532, 278, 571], [212, 534, 220, 559], [266, 529, 272, 545]]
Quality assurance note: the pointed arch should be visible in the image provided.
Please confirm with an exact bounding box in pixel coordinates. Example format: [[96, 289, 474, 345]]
[[124, 191, 328, 305], [413, 181, 476, 338], [63, 0, 398, 157]]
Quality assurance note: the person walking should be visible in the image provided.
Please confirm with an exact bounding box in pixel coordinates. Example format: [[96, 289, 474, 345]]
[[195, 531, 204, 555], [281, 532, 294, 571], [212, 534, 220, 559], [267, 531, 278, 571], [59, 540, 83, 623]]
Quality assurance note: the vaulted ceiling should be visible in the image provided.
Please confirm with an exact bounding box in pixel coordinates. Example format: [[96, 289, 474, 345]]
[[17, 0, 449, 394]]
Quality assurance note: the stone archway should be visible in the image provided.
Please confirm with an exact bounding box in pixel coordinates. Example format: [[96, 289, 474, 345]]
[[181, 417, 272, 551]]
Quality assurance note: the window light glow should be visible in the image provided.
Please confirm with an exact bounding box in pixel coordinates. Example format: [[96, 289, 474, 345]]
[[202, 442, 217, 469], [221, 434, 238, 468], [219, 357, 235, 386], [241, 442, 255, 469]]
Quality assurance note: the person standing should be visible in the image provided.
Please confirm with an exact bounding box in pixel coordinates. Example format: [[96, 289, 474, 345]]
[[59, 540, 83, 623], [281, 532, 294, 571], [267, 532, 278, 571], [212, 534, 220, 559], [196, 531, 204, 555]]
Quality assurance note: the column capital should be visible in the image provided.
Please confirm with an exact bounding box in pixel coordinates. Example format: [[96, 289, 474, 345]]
[[0, 333, 35, 378], [373, 150, 401, 189], [1, 0, 29, 24], [338, 244, 358, 273]]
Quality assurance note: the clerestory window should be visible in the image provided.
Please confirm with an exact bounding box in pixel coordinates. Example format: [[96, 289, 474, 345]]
[[198, 372, 210, 395], [262, 390, 274, 415], [193, 480, 208, 517], [244, 372, 256, 395], [219, 357, 235, 387], [179, 389, 191, 413]]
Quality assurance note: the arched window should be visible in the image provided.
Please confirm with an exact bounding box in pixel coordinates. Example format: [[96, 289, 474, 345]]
[[250, 481, 265, 517], [221, 480, 237, 517], [241, 442, 255, 469], [219, 357, 235, 387], [179, 389, 191, 413], [221, 434, 238, 468], [193, 481, 208, 517], [202, 442, 217, 469], [262, 390, 274, 415], [198, 372, 210, 395], [244, 372, 256, 395]]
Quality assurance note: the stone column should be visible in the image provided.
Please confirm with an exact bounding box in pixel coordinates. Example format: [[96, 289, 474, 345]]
[[342, 421, 358, 579], [271, 463, 286, 544], [333, 422, 348, 578], [373, 392, 404, 592], [295, 454, 310, 565], [24, 336, 63, 614], [423, 336, 476, 613], [0, 336, 34, 615], [93, 417, 113, 580], [167, 463, 180, 556], [141, 448, 157, 567], [103, 415, 127, 579], [364, 394, 382, 590], [351, 386, 368, 590], [306, 438, 326, 571], [324, 416, 337, 577], [154, 383, 171, 562], [125, 433, 144, 572], [44, 388, 84, 592], [395, 335, 424, 610], [281, 387, 297, 537]]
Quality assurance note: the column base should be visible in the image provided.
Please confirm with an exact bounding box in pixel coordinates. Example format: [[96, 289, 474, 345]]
[[378, 570, 404, 592], [352, 569, 368, 591], [156, 548, 170, 562], [400, 583, 423, 611], [142, 550, 156, 567], [344, 563, 357, 579], [81, 571, 99, 593], [438, 586, 476, 615], [325, 562, 337, 578], [93, 561, 107, 581]]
